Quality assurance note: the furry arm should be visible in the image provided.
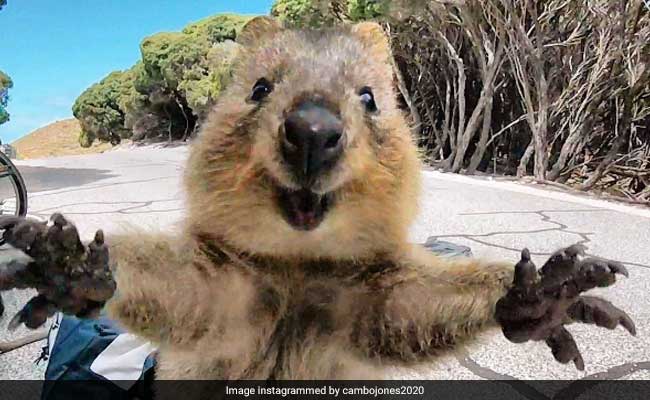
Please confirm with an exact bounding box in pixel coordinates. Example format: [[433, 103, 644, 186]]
[[352, 244, 514, 362], [106, 233, 224, 347]]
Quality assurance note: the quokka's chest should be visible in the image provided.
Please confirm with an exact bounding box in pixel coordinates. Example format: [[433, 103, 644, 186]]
[[250, 278, 351, 338]]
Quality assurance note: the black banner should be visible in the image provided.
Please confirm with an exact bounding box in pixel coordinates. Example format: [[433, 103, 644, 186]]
[[1, 380, 649, 400]]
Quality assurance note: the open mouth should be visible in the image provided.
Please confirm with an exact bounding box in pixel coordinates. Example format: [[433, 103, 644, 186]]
[[275, 186, 333, 231]]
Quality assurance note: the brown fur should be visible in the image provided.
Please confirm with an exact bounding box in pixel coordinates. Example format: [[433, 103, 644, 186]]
[[104, 17, 515, 382]]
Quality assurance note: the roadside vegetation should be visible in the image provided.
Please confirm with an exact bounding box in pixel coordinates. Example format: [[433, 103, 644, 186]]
[[71, 1, 649, 204], [72, 14, 249, 146], [0, 70, 11, 127], [1, 0, 12, 127]]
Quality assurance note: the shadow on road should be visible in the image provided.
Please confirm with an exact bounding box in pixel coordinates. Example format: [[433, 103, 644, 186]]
[[18, 166, 117, 193]]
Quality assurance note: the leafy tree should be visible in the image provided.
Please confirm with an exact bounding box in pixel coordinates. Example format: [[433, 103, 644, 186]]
[[131, 14, 250, 142], [181, 40, 240, 120], [72, 70, 136, 146], [271, 0, 344, 28], [73, 14, 249, 146], [182, 13, 248, 42], [1, 2, 11, 125], [0, 70, 13, 126], [347, 0, 387, 21], [270, 0, 389, 27], [271, 0, 317, 27]]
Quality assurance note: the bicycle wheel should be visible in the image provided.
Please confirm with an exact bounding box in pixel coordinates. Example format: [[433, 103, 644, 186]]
[[0, 150, 28, 218], [0, 151, 27, 315]]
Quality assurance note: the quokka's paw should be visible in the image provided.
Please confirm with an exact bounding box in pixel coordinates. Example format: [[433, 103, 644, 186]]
[[0, 213, 116, 330], [495, 245, 635, 371]]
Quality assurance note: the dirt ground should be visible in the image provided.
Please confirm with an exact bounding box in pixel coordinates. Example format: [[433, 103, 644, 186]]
[[11, 119, 113, 160]]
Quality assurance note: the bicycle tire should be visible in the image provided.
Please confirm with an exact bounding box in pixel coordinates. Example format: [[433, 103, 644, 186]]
[[0, 151, 27, 217], [0, 152, 27, 315]]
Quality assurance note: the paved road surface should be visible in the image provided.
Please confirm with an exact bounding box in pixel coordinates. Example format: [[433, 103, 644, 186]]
[[1, 145, 648, 393]]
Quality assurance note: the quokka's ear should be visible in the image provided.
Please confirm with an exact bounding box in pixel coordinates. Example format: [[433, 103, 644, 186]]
[[237, 16, 283, 47], [350, 21, 391, 61]]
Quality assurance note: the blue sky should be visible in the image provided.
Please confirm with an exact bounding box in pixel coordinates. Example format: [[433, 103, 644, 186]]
[[0, 0, 274, 143]]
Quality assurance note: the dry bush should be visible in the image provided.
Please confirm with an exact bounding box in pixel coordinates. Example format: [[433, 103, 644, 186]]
[[385, 0, 650, 202]]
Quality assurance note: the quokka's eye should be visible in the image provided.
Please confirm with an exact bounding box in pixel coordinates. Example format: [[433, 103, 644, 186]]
[[359, 86, 377, 113], [250, 78, 273, 102]]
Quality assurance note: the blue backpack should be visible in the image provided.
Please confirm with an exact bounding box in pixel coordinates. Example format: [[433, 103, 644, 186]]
[[41, 312, 157, 399]]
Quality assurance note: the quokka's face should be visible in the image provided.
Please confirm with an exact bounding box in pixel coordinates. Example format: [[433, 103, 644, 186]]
[[189, 18, 419, 257], [231, 21, 400, 231]]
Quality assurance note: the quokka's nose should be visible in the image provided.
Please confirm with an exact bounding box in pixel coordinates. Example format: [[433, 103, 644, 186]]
[[281, 101, 344, 185]]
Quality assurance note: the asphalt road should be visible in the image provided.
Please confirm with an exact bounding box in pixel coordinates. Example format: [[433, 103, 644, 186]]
[[1, 144, 648, 393]]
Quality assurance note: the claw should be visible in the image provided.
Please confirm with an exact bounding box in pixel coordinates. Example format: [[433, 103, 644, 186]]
[[0, 216, 48, 252], [0, 213, 115, 330], [87, 230, 110, 271], [564, 244, 587, 259], [500, 245, 634, 371], [574, 353, 585, 371], [7, 311, 22, 331], [546, 326, 584, 371], [575, 258, 625, 290], [0, 215, 21, 230], [607, 261, 628, 278], [94, 230, 104, 245], [12, 222, 40, 249], [540, 244, 588, 282], [8, 294, 53, 331], [513, 248, 538, 289], [47, 214, 83, 253], [568, 296, 636, 336], [50, 213, 67, 226], [621, 314, 637, 336], [61, 224, 83, 252]]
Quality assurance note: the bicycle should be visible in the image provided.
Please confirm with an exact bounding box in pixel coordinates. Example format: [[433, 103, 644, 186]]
[[0, 147, 28, 316], [0, 147, 27, 222]]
